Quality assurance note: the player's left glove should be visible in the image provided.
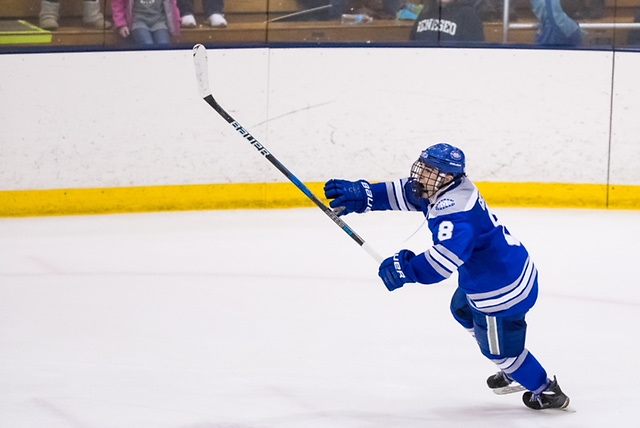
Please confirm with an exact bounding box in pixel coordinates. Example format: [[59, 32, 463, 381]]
[[378, 249, 417, 291]]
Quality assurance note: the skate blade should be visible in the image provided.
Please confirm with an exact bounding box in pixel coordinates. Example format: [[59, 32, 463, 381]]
[[559, 398, 576, 412], [540, 403, 576, 412], [492, 384, 526, 395], [537, 397, 576, 412]]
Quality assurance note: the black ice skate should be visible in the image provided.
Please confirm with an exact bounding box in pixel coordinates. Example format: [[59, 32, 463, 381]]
[[522, 376, 570, 410], [487, 371, 525, 395]]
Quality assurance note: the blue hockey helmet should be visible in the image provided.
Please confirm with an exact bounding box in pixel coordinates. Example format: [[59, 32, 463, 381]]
[[408, 143, 466, 200], [418, 143, 466, 176]]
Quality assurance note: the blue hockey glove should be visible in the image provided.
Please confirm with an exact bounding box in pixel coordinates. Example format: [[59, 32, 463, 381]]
[[324, 179, 373, 216], [378, 250, 417, 291]]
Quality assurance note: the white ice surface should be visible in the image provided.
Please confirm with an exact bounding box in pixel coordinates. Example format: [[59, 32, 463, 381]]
[[1, 208, 638, 428]]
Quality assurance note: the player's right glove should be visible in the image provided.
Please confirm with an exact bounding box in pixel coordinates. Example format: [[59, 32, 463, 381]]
[[323, 179, 372, 216], [378, 250, 418, 291]]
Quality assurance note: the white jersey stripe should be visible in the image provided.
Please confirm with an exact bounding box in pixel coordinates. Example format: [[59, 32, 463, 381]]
[[393, 180, 410, 211], [428, 246, 458, 273], [386, 179, 418, 211], [469, 273, 536, 313], [467, 259, 537, 313], [395, 179, 415, 211], [495, 349, 529, 374], [464, 187, 479, 211], [385, 182, 400, 211], [433, 243, 464, 267], [423, 252, 453, 278], [487, 316, 500, 355], [467, 257, 532, 300], [473, 261, 534, 308]]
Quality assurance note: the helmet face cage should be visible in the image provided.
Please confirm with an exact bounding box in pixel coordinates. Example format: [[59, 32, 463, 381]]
[[410, 159, 449, 200]]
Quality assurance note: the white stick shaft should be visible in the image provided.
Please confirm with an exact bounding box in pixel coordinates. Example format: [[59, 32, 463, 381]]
[[191, 44, 385, 265], [193, 44, 211, 99]]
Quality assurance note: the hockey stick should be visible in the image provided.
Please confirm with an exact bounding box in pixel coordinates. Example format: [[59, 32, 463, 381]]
[[192, 44, 384, 264]]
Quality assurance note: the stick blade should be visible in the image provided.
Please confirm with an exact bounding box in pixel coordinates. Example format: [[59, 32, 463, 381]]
[[192, 44, 211, 98]]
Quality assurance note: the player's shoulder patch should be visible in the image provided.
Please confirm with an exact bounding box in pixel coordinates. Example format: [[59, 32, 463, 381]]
[[434, 198, 456, 211]]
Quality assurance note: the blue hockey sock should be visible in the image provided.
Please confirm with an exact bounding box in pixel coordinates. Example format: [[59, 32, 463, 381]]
[[507, 350, 548, 392]]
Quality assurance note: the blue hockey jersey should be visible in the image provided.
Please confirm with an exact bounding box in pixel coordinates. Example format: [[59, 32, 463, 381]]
[[369, 177, 538, 316]]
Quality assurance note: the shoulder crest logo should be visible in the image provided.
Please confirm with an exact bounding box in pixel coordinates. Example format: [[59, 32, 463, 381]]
[[435, 198, 455, 211]]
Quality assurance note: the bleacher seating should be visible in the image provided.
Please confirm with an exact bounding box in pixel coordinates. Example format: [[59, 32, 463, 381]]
[[0, 0, 639, 48]]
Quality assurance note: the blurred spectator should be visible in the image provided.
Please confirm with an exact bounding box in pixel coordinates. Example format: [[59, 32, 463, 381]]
[[112, 0, 181, 46], [469, 0, 583, 45], [530, 0, 583, 45], [178, 0, 227, 28], [410, 0, 485, 43], [39, 0, 112, 30]]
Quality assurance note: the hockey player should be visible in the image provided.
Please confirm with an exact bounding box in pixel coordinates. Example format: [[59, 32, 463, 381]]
[[323, 143, 570, 410]]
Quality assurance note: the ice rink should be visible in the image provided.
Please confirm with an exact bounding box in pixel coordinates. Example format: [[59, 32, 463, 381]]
[[1, 207, 638, 427]]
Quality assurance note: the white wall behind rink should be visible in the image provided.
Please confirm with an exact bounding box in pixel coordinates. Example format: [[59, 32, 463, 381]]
[[1, 47, 638, 192]]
